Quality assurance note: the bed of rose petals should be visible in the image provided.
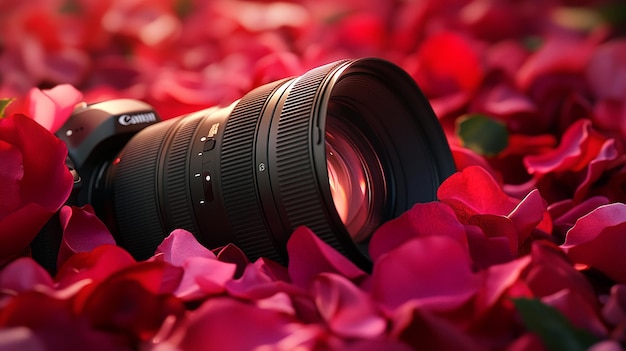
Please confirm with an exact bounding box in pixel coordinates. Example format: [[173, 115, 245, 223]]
[[2, 0, 626, 350]]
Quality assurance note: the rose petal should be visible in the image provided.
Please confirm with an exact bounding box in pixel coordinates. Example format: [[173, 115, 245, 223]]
[[28, 84, 83, 133], [57, 205, 116, 269], [602, 284, 626, 326], [371, 236, 479, 311], [562, 203, 626, 283], [438, 166, 518, 220], [541, 289, 607, 337], [586, 40, 626, 101], [55, 245, 135, 289], [0, 114, 73, 263], [368, 201, 468, 262], [0, 291, 129, 351], [0, 327, 46, 351], [391, 301, 483, 351], [176, 298, 311, 350], [475, 255, 532, 315], [287, 226, 367, 288], [0, 257, 53, 294], [312, 273, 386, 338], [524, 119, 607, 174], [174, 257, 236, 300], [154, 229, 216, 266]]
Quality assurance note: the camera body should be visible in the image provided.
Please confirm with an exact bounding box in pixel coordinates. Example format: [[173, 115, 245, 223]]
[[32, 99, 161, 272], [58, 99, 161, 206]]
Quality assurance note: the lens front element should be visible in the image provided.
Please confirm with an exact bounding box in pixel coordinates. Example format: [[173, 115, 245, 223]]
[[325, 119, 385, 244]]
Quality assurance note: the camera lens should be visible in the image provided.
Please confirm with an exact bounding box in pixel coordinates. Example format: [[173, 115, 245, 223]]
[[98, 58, 455, 271]]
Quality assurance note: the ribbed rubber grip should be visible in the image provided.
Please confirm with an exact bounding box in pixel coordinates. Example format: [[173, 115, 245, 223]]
[[220, 81, 284, 262], [113, 120, 174, 260], [274, 61, 348, 255]]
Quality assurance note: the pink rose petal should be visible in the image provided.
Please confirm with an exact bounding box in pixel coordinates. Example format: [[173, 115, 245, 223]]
[[28, 84, 83, 133], [57, 205, 116, 269], [312, 273, 386, 338], [287, 226, 367, 288], [154, 229, 216, 266]]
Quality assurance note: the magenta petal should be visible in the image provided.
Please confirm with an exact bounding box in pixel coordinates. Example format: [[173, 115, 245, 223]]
[[154, 229, 216, 266], [287, 226, 367, 288], [0, 257, 53, 293], [312, 273, 386, 338], [28, 84, 83, 133], [174, 256, 236, 300], [371, 236, 479, 311], [369, 202, 468, 262], [475, 256, 531, 314], [0, 327, 47, 351], [177, 298, 310, 350], [562, 203, 626, 283], [586, 40, 626, 101], [464, 224, 515, 269], [602, 284, 626, 326], [542, 289, 607, 337], [57, 205, 116, 269], [226, 258, 303, 301], [391, 301, 483, 351]]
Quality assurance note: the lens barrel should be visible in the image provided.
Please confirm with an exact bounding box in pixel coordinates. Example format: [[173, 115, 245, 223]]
[[102, 58, 455, 270]]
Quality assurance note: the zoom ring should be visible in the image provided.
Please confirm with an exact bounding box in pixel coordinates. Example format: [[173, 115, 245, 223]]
[[275, 61, 349, 255], [220, 82, 284, 262]]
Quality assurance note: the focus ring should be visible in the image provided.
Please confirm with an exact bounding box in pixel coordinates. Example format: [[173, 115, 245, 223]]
[[160, 114, 204, 235], [275, 61, 349, 255], [220, 81, 284, 262], [113, 120, 175, 260]]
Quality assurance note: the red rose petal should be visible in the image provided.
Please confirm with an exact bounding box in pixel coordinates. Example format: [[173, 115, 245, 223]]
[[524, 119, 607, 174], [371, 236, 479, 311], [368, 201, 468, 262], [438, 166, 518, 220], [562, 203, 626, 283], [391, 301, 483, 351], [0, 114, 73, 262]]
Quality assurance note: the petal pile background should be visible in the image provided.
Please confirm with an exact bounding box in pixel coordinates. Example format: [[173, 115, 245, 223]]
[[1, 0, 626, 350]]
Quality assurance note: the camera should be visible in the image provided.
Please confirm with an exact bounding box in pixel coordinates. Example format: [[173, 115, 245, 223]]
[[32, 58, 456, 272]]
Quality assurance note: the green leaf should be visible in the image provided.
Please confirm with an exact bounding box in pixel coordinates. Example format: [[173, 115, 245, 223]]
[[0, 98, 15, 118], [455, 114, 508, 157], [512, 298, 600, 351]]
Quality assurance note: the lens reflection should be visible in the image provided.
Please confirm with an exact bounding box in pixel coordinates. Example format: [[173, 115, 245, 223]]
[[325, 119, 386, 243]]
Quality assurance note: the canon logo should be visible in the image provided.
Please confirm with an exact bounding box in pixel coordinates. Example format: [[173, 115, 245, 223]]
[[118, 112, 157, 126]]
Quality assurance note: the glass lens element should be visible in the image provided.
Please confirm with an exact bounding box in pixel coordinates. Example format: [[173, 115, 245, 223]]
[[325, 122, 385, 243]]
